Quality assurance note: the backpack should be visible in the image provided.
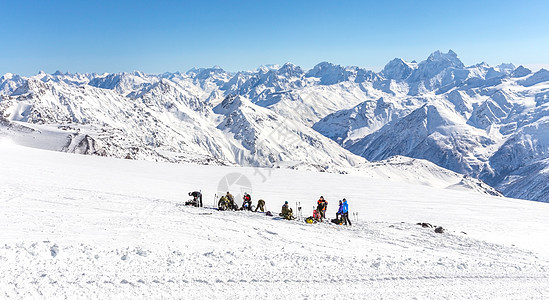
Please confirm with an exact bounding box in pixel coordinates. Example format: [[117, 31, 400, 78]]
[[313, 209, 320, 219]]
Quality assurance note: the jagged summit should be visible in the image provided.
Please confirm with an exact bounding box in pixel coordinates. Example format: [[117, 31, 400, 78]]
[[256, 64, 281, 73], [186, 66, 231, 81], [510, 65, 532, 78], [381, 58, 416, 80], [496, 63, 515, 72], [305, 62, 347, 85], [426, 49, 464, 67], [412, 50, 465, 79], [275, 62, 304, 78]]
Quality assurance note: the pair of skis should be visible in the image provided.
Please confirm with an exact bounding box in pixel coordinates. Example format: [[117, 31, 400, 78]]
[[295, 201, 302, 220]]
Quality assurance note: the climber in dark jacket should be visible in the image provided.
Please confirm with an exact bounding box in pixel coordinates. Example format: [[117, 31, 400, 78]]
[[188, 191, 203, 207]]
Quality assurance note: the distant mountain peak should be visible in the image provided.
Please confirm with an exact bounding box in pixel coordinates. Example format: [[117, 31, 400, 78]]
[[131, 71, 146, 77], [426, 50, 464, 68], [1, 72, 15, 80], [276, 63, 303, 77], [382, 58, 416, 80], [305, 62, 347, 85], [496, 63, 515, 71]]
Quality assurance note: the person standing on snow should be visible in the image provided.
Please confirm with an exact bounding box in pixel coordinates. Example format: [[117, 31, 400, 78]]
[[317, 196, 328, 219], [341, 198, 351, 226]]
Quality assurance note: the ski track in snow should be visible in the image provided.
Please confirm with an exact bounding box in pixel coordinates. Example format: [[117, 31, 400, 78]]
[[1, 144, 549, 298]]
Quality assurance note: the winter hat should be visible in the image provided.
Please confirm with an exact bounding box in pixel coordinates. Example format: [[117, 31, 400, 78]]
[[285, 201, 288, 204]]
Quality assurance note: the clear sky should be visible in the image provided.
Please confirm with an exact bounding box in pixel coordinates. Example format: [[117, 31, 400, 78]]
[[1, 0, 548, 75]]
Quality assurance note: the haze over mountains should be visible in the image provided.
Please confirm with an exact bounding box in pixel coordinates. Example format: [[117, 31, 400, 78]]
[[1, 50, 548, 202]]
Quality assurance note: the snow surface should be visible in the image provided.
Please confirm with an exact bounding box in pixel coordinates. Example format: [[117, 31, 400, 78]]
[[1, 141, 548, 298]]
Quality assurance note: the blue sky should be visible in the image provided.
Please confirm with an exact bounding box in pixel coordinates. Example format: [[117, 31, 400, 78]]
[[1, 0, 547, 75]]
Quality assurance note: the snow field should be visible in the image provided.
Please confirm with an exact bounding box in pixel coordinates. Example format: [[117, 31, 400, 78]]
[[1, 143, 549, 298]]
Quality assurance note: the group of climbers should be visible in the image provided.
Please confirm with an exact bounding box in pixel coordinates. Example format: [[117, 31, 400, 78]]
[[217, 191, 238, 211], [335, 198, 351, 226], [303, 196, 351, 226], [186, 190, 351, 226], [282, 195, 351, 226], [216, 191, 266, 212]]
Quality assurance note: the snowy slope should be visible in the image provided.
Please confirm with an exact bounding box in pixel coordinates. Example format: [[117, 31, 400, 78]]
[[1, 142, 548, 299]]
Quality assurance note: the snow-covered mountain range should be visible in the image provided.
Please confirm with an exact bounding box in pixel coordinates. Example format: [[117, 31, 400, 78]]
[[1, 50, 548, 201]]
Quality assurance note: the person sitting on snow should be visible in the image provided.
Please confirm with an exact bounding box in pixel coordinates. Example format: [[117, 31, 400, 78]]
[[218, 195, 229, 210], [331, 200, 344, 225], [280, 201, 294, 220], [242, 192, 252, 210], [336, 200, 343, 220], [313, 208, 322, 222]]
